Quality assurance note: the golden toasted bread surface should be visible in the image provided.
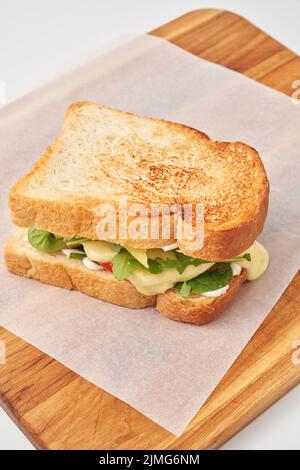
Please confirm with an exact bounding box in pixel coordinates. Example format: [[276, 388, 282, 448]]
[[5, 229, 155, 309], [5, 229, 247, 325], [156, 269, 247, 325], [9, 102, 269, 259]]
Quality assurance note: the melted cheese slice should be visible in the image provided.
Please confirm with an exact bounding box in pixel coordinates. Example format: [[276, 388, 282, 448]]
[[82, 240, 116, 262], [81, 238, 269, 296], [128, 240, 269, 295], [147, 248, 177, 261], [236, 241, 269, 280], [129, 263, 214, 295], [125, 247, 177, 268], [126, 247, 149, 268]]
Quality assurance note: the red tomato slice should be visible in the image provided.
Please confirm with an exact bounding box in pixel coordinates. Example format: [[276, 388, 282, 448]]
[[100, 262, 113, 272]]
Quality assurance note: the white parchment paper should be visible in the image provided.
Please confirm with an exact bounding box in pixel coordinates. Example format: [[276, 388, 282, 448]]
[[0, 35, 299, 435]]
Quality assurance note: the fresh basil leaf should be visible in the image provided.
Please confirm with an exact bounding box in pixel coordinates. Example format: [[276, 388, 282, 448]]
[[69, 252, 86, 260], [174, 251, 207, 274], [147, 251, 208, 275], [190, 264, 232, 293], [28, 227, 65, 253], [112, 248, 147, 280], [147, 259, 164, 274], [227, 253, 251, 262], [110, 243, 122, 253], [65, 236, 91, 248], [147, 256, 178, 274], [175, 264, 233, 295], [180, 281, 192, 299], [127, 256, 146, 269], [158, 258, 178, 269], [112, 250, 134, 281], [188, 252, 252, 265]]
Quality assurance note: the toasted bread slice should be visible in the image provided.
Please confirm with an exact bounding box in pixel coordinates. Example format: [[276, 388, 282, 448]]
[[5, 229, 247, 325], [5, 229, 155, 309], [156, 270, 247, 325], [9, 102, 269, 259]]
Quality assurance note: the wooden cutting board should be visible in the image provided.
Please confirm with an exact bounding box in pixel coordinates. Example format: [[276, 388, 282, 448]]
[[1, 9, 300, 450]]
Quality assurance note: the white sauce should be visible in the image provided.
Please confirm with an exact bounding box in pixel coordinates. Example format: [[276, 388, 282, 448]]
[[230, 262, 242, 276], [200, 284, 230, 298], [83, 257, 103, 271]]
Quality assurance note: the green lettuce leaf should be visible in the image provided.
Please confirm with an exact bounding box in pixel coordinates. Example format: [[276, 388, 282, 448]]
[[179, 281, 192, 299], [28, 227, 65, 253], [224, 253, 251, 263], [111, 249, 145, 281], [147, 250, 208, 275], [69, 252, 86, 260], [175, 264, 233, 298], [65, 236, 91, 247]]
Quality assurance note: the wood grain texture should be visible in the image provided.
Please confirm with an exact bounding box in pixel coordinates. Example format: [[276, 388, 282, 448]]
[[1, 9, 300, 450]]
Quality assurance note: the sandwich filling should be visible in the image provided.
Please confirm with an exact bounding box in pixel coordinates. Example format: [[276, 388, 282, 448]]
[[26, 228, 269, 298]]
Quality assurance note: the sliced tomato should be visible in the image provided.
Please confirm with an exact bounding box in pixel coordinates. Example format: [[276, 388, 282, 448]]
[[100, 262, 113, 272]]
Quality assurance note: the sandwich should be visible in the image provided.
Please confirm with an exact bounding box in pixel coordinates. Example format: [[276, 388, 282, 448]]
[[5, 102, 269, 325]]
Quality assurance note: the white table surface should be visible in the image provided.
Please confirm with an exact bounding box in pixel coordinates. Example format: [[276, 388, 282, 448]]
[[0, 0, 299, 450]]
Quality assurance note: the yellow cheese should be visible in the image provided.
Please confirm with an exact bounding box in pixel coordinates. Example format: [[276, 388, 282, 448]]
[[82, 238, 268, 296], [147, 248, 177, 261], [236, 241, 269, 280], [126, 247, 149, 268], [129, 240, 268, 295], [128, 262, 214, 295], [82, 240, 116, 262]]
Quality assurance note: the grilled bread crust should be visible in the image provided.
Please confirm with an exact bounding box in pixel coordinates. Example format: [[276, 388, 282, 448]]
[[5, 229, 247, 325], [5, 230, 155, 309], [156, 269, 247, 325], [9, 102, 269, 260]]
